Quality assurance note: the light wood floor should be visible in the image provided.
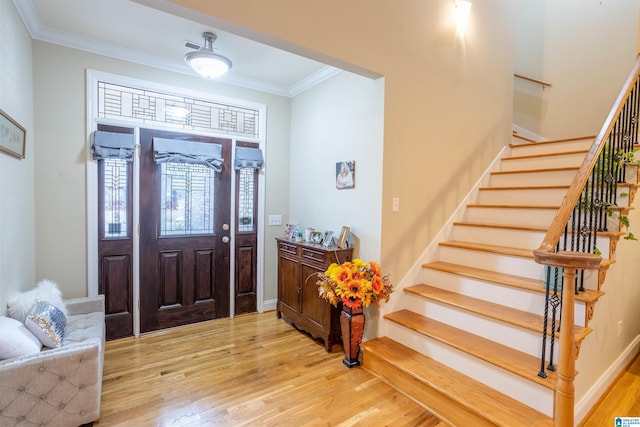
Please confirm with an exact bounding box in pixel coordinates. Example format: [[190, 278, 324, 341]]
[[96, 312, 443, 426], [580, 351, 640, 426]]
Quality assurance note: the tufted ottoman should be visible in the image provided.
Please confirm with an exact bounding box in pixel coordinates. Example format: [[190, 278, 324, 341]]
[[0, 295, 105, 427]]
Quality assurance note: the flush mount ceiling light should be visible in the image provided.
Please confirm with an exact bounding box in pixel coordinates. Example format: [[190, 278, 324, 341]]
[[185, 32, 232, 79]]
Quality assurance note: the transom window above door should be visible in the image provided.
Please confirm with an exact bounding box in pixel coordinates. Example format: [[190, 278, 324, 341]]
[[97, 81, 261, 139]]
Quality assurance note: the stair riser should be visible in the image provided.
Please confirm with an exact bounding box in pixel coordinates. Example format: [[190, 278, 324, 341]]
[[559, 235, 611, 259], [500, 153, 586, 172], [510, 140, 593, 157], [476, 188, 567, 206], [439, 247, 602, 291], [617, 187, 634, 207], [438, 246, 543, 280], [420, 268, 588, 326], [403, 294, 559, 359], [465, 207, 557, 228], [456, 223, 616, 259], [386, 321, 555, 416], [452, 225, 546, 250], [490, 170, 577, 187]]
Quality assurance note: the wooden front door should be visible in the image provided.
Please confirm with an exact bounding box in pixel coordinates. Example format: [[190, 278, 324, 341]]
[[139, 129, 231, 333]]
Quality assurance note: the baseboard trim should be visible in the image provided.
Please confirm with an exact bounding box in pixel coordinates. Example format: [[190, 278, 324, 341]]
[[575, 335, 640, 424], [262, 299, 277, 312]]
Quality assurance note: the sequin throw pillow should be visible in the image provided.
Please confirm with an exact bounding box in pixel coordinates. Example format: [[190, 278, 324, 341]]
[[25, 301, 67, 348]]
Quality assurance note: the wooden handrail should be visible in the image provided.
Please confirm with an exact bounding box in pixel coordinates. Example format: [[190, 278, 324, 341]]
[[534, 56, 640, 258], [532, 56, 640, 426], [514, 73, 552, 88]]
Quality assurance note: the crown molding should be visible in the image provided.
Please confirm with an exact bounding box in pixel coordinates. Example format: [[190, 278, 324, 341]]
[[289, 66, 342, 97], [10, 0, 330, 98]]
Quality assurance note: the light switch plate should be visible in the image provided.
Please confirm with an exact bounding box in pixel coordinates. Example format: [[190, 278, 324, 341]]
[[268, 215, 282, 226]]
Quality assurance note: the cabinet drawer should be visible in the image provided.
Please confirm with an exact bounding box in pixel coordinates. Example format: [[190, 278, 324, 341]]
[[278, 241, 298, 255], [301, 247, 328, 264]]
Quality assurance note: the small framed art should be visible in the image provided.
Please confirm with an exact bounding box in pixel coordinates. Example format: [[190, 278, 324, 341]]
[[322, 231, 334, 248], [336, 160, 355, 189], [0, 109, 26, 159], [309, 231, 323, 244], [337, 226, 350, 249]]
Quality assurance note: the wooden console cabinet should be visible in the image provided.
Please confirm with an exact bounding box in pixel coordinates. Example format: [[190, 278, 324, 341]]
[[276, 238, 353, 352]]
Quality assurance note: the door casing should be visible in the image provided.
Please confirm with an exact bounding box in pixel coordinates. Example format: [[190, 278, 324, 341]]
[[86, 70, 267, 337]]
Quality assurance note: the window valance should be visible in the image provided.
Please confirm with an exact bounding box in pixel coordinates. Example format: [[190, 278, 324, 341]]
[[153, 137, 223, 172], [234, 146, 264, 170], [92, 131, 135, 161]]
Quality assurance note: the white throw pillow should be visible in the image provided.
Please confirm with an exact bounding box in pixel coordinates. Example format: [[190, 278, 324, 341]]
[[25, 301, 67, 348], [6, 279, 68, 323], [0, 316, 42, 360]]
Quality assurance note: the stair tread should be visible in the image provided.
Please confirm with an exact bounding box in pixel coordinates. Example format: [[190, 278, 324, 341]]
[[466, 204, 559, 210], [491, 167, 579, 175], [361, 336, 553, 427], [422, 261, 604, 303], [508, 136, 595, 150], [453, 220, 624, 240], [479, 185, 570, 191], [453, 221, 548, 232], [503, 149, 589, 161], [404, 284, 592, 341], [439, 240, 534, 259], [384, 309, 560, 389]]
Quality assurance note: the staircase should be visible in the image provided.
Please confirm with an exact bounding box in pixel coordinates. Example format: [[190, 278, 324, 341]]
[[361, 135, 638, 426]]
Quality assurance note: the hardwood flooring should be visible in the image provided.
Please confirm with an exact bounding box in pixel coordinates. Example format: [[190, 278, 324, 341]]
[[97, 310, 640, 426], [580, 352, 640, 426], [96, 312, 443, 426]]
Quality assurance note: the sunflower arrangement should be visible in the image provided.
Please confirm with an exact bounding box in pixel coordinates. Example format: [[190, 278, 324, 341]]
[[317, 259, 393, 310]]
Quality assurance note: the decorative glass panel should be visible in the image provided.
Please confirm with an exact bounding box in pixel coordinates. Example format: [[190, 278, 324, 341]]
[[98, 81, 259, 138], [237, 168, 256, 232], [103, 158, 128, 238], [160, 163, 215, 236]]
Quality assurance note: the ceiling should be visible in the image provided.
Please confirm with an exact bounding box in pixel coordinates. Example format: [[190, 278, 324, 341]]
[[13, 0, 340, 97]]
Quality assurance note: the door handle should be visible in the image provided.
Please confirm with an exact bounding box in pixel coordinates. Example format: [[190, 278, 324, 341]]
[[222, 236, 230, 244]]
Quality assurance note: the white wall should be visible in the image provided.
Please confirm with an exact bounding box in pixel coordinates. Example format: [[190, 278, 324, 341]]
[[289, 72, 384, 263], [32, 41, 291, 302], [0, 1, 35, 315], [514, 0, 640, 139]]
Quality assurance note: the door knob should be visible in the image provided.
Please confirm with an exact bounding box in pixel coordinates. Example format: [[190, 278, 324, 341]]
[[222, 236, 230, 243]]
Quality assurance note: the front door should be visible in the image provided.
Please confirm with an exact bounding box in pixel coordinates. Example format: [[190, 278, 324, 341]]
[[139, 128, 231, 333]]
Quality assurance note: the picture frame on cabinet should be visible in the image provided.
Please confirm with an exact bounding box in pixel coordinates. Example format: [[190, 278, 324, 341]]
[[310, 231, 323, 244], [337, 226, 350, 249], [322, 231, 334, 248]]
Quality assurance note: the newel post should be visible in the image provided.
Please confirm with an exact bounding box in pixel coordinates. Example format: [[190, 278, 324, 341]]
[[533, 251, 601, 427]]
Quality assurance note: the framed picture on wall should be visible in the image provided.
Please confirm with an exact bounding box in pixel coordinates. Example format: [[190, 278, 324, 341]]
[[0, 109, 26, 159], [336, 160, 355, 189]]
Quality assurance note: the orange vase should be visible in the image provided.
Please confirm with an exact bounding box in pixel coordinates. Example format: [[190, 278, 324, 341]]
[[340, 305, 365, 368]]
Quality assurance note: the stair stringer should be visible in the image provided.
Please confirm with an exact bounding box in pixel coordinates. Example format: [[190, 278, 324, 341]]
[[378, 145, 511, 322]]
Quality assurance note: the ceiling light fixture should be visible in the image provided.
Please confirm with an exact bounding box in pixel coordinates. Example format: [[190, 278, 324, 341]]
[[185, 32, 232, 79]]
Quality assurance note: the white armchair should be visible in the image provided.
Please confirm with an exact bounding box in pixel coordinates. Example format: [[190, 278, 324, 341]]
[[0, 295, 105, 427]]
